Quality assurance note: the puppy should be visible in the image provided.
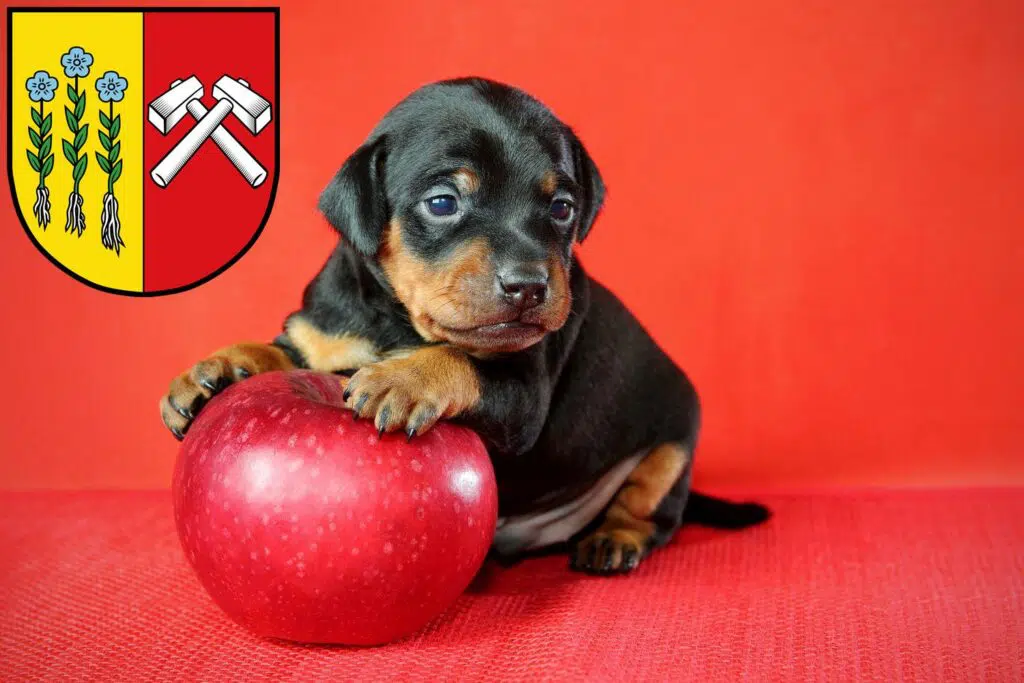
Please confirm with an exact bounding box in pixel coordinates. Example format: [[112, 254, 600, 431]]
[[160, 78, 769, 574]]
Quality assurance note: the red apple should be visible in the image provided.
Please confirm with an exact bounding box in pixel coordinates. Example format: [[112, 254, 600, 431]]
[[172, 370, 497, 645]]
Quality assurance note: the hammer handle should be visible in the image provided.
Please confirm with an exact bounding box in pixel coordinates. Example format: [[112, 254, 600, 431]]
[[185, 100, 267, 188], [151, 99, 233, 187]]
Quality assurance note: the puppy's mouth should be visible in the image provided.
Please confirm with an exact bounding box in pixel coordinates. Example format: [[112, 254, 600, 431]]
[[435, 317, 548, 351]]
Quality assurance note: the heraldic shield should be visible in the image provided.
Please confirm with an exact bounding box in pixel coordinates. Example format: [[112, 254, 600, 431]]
[[8, 8, 279, 295]]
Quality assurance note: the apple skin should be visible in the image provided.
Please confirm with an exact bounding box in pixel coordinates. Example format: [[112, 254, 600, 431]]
[[172, 370, 497, 645]]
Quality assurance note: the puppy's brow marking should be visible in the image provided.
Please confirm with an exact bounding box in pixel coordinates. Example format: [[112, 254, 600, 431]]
[[285, 317, 381, 372], [453, 168, 480, 194], [540, 170, 557, 195]]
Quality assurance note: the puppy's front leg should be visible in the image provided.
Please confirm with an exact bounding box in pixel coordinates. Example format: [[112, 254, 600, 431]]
[[342, 345, 547, 451]]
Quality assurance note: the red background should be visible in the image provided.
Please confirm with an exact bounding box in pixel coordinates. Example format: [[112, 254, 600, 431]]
[[143, 10, 276, 292], [1, 0, 1022, 490]]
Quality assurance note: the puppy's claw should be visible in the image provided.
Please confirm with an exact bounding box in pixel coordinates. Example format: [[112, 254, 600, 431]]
[[168, 395, 193, 421], [352, 394, 368, 419]]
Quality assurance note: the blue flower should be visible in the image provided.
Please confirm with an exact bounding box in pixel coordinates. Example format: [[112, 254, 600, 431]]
[[26, 70, 58, 102], [60, 47, 93, 78], [95, 71, 128, 103]]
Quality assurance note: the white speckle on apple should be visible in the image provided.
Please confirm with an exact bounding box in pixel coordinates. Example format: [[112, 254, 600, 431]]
[[260, 513, 269, 525], [264, 546, 270, 556], [351, 547, 360, 556], [287, 459, 302, 472], [316, 526, 324, 536], [383, 541, 394, 554], [410, 459, 423, 473], [310, 467, 320, 479], [250, 551, 258, 560], [287, 435, 298, 448], [310, 542, 318, 552], [329, 522, 337, 531], [305, 435, 317, 447], [281, 533, 289, 541]]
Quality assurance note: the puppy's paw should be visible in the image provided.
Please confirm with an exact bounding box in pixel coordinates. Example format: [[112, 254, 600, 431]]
[[342, 346, 480, 440], [569, 529, 646, 575], [159, 343, 294, 440]]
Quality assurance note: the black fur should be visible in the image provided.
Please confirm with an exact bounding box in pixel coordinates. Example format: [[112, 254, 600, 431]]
[[280, 77, 768, 558]]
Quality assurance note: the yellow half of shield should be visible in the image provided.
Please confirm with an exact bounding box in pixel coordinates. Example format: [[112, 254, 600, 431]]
[[12, 11, 143, 292]]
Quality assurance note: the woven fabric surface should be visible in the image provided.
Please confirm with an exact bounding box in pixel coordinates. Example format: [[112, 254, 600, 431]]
[[1, 490, 1021, 682]]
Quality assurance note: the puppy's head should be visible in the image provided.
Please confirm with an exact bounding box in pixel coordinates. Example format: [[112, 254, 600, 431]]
[[319, 78, 604, 354]]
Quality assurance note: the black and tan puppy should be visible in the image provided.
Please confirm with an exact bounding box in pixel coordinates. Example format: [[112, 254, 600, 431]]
[[160, 78, 769, 575]]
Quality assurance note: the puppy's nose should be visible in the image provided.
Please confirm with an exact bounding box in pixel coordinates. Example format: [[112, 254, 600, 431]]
[[498, 265, 549, 310]]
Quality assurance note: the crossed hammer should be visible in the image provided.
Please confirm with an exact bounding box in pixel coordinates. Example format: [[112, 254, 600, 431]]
[[148, 75, 272, 188]]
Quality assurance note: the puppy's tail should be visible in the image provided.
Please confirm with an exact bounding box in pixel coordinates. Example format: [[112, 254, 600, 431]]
[[683, 491, 772, 529]]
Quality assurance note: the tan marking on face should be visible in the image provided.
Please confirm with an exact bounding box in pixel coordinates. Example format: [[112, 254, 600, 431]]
[[379, 220, 492, 341], [540, 170, 558, 196], [540, 253, 573, 332], [379, 219, 571, 352], [285, 316, 381, 372], [453, 168, 480, 194]]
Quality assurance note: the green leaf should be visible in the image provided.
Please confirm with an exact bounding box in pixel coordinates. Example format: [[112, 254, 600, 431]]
[[41, 155, 54, 178], [110, 159, 122, 185], [62, 139, 77, 165], [99, 109, 111, 130], [74, 90, 86, 120], [39, 136, 51, 159], [28, 127, 41, 148], [74, 124, 89, 151], [109, 141, 120, 163], [64, 106, 78, 133], [31, 107, 42, 127], [73, 155, 88, 183], [95, 152, 111, 174], [110, 115, 121, 140], [41, 113, 52, 137], [26, 149, 41, 172], [66, 83, 77, 102], [98, 130, 111, 151]]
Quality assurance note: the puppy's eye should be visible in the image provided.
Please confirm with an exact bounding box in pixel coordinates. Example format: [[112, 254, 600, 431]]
[[426, 195, 459, 217], [550, 199, 574, 223]]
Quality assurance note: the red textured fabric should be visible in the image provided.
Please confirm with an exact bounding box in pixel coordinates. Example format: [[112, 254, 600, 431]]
[[1, 490, 1021, 681]]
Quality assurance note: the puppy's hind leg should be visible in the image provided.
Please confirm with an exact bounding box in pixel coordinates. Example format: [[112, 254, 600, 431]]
[[569, 442, 693, 575]]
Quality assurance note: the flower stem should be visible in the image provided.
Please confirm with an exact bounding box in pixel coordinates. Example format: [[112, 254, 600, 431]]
[[108, 100, 115, 197], [37, 100, 44, 190]]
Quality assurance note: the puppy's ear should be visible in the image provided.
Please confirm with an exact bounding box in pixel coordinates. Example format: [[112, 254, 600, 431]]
[[318, 135, 388, 256], [572, 133, 605, 243]]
